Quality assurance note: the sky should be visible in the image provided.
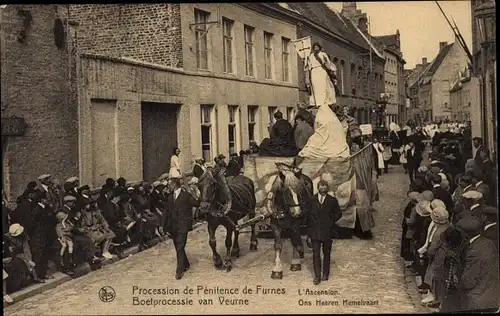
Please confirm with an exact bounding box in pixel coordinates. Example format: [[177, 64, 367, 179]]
[[326, 1, 473, 69]]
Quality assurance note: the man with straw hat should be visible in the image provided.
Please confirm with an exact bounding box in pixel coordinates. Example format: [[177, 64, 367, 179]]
[[459, 191, 484, 222]]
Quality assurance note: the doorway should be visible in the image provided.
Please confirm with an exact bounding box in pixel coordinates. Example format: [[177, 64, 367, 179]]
[[141, 102, 180, 183]]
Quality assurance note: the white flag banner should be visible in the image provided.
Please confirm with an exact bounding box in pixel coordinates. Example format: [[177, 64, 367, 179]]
[[291, 36, 311, 60]]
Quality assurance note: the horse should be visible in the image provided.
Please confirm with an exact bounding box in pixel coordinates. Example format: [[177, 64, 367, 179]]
[[198, 167, 258, 271], [265, 163, 313, 279]]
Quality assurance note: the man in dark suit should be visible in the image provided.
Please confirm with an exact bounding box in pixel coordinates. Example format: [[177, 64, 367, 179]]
[[405, 139, 422, 183], [456, 217, 499, 312], [307, 180, 342, 285], [429, 173, 454, 211], [165, 177, 199, 280], [472, 137, 484, 161], [482, 206, 498, 250], [30, 191, 57, 280], [475, 149, 496, 207]]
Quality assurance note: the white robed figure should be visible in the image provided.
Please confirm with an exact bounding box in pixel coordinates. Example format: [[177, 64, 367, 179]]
[[299, 42, 349, 159]]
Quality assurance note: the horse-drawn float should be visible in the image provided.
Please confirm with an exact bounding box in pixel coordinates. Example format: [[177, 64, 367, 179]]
[[240, 143, 377, 236]]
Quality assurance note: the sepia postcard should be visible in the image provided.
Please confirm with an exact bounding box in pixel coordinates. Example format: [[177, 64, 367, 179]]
[[1, 1, 498, 315]]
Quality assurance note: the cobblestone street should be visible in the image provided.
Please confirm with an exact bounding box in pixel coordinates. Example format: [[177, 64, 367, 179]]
[[4, 165, 426, 315]]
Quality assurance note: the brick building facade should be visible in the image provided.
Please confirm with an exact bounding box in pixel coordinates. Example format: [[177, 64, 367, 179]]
[[70, 3, 299, 185], [1, 5, 79, 201]]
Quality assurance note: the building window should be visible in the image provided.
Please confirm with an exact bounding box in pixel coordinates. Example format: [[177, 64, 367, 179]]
[[366, 71, 371, 98], [358, 66, 363, 93], [372, 73, 376, 97], [268, 106, 278, 125], [286, 107, 295, 123], [340, 60, 346, 94], [351, 63, 357, 94], [194, 9, 210, 70], [228, 105, 240, 155], [222, 18, 234, 73], [248, 106, 259, 146], [264, 32, 274, 79], [200, 105, 215, 163], [244, 25, 255, 77], [281, 37, 290, 82]]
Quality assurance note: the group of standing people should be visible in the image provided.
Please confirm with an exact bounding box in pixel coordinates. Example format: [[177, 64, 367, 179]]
[[399, 133, 498, 312]]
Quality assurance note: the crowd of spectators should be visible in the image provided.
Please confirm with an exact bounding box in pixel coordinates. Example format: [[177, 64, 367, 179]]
[[399, 131, 498, 313], [2, 151, 255, 304]]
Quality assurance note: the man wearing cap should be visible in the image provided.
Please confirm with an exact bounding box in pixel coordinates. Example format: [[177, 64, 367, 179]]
[[470, 172, 491, 206], [455, 217, 499, 312], [30, 192, 57, 280], [482, 206, 498, 250], [217, 154, 227, 168], [64, 177, 80, 197], [192, 158, 206, 179], [10, 185, 38, 237], [37, 174, 58, 209], [430, 173, 453, 212], [63, 195, 85, 234], [459, 190, 484, 223], [165, 176, 200, 280]]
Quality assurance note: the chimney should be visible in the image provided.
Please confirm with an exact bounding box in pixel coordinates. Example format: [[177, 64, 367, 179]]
[[422, 57, 428, 65], [341, 2, 357, 18], [439, 41, 448, 51], [357, 14, 368, 34]]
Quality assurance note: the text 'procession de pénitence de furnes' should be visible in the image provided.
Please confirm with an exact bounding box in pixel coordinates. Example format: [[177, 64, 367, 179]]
[[131, 285, 378, 307]]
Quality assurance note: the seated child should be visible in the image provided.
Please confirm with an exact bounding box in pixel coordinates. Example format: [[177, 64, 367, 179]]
[[55, 211, 75, 275]]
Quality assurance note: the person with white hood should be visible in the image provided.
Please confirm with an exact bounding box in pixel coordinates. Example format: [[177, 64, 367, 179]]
[[389, 122, 402, 164], [372, 136, 385, 176], [419, 206, 451, 307]]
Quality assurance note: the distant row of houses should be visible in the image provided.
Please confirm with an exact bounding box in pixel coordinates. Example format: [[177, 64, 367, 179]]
[[1, 3, 407, 201], [405, 41, 471, 123], [405, 0, 496, 164]]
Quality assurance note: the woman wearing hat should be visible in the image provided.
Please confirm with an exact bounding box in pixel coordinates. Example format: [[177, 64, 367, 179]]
[[409, 198, 433, 293], [5, 224, 44, 284], [420, 207, 451, 306]]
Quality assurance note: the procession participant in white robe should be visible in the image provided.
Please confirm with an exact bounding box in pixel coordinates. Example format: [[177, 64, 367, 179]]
[[297, 99, 349, 160], [304, 42, 338, 110], [297, 42, 349, 161], [372, 137, 385, 175]]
